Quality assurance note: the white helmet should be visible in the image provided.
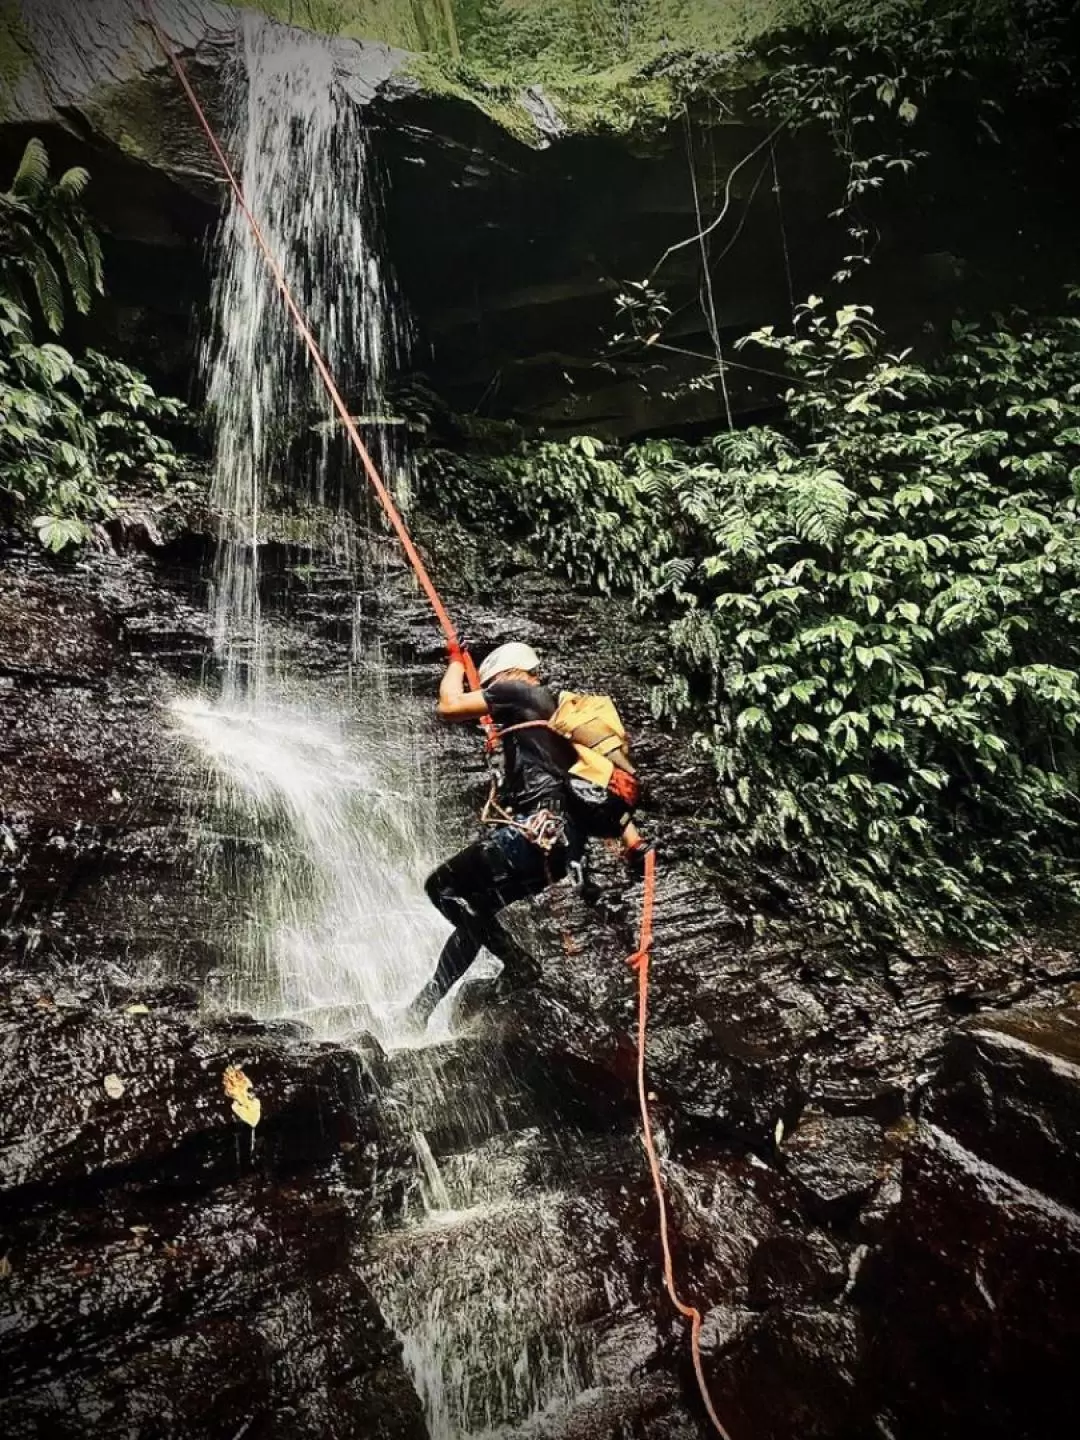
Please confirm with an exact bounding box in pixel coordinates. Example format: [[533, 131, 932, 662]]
[[478, 642, 541, 686]]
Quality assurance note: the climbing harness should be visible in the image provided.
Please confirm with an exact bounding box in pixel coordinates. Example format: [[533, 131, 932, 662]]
[[138, 4, 730, 1433], [478, 787, 567, 855]]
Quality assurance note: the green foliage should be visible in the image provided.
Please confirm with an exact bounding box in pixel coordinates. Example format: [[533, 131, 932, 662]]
[[421, 298, 1080, 945], [0, 138, 104, 335], [0, 296, 189, 550], [237, 1, 446, 50]]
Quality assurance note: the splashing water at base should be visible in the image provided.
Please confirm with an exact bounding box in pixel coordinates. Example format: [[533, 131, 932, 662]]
[[172, 679, 450, 1044], [369, 1178, 597, 1439]]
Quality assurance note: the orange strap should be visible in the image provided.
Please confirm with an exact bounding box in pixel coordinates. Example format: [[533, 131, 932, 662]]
[[629, 848, 732, 1439], [485, 717, 556, 751], [143, 8, 728, 1434]]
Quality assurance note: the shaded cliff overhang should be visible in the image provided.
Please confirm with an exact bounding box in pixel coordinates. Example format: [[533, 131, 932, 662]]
[[0, 0, 819, 434], [2, 0, 1078, 440]]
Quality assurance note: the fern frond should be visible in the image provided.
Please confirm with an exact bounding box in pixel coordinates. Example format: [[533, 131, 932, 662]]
[[11, 138, 49, 199], [45, 217, 93, 313], [81, 221, 105, 296], [716, 494, 761, 556], [55, 166, 90, 201], [786, 469, 853, 546], [30, 248, 65, 333]]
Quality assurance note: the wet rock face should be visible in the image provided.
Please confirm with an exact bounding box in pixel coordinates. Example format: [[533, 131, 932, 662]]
[[0, 977, 372, 1192], [925, 1003, 1080, 1209], [857, 1004, 1080, 1440], [780, 1113, 889, 1219], [0, 539, 426, 1438], [0, 974, 425, 1440], [0, 543, 213, 967], [861, 1122, 1080, 1440]]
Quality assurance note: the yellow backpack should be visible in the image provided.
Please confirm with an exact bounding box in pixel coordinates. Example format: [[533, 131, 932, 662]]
[[549, 692, 639, 806]]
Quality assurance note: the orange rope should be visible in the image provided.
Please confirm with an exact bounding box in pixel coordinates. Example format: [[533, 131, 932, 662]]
[[142, 6, 729, 1432], [629, 848, 732, 1439]]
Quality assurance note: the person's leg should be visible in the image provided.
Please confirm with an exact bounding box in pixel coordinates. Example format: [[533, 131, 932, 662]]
[[409, 832, 547, 1024]]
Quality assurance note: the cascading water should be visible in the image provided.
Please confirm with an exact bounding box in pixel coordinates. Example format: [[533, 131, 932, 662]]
[[173, 15, 619, 1438], [175, 13, 445, 1042], [202, 13, 407, 696]]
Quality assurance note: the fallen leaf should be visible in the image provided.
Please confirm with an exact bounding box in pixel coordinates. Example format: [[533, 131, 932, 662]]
[[103, 1073, 125, 1100], [223, 1065, 261, 1128], [775, 1118, 785, 1145], [0, 1255, 12, 1279], [124, 1003, 150, 1016]]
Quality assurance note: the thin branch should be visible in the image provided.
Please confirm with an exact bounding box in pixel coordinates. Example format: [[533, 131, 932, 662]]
[[649, 118, 789, 280], [648, 339, 813, 389], [683, 110, 733, 429]]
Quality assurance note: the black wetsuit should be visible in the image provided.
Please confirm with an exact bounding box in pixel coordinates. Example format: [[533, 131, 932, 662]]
[[417, 680, 582, 1014]]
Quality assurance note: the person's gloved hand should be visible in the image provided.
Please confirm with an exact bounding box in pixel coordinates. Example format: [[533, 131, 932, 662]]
[[626, 841, 656, 879]]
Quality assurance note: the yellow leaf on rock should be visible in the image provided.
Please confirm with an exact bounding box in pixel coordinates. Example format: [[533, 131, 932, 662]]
[[125, 1004, 150, 1016], [223, 1065, 261, 1128]]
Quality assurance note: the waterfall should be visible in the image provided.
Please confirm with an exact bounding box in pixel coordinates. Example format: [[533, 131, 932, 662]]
[[174, 12, 445, 1042], [172, 14, 605, 1436], [201, 13, 407, 695]]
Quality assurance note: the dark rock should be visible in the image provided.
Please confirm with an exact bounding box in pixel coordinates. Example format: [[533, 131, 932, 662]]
[[746, 1231, 847, 1309], [0, 1178, 425, 1439], [780, 1113, 888, 1217], [702, 1308, 868, 1440], [859, 1121, 1080, 1440], [0, 977, 373, 1196], [0, 572, 118, 684], [926, 1003, 1080, 1210]]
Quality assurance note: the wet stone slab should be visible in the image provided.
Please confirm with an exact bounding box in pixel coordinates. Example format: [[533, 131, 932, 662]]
[[859, 1121, 1080, 1440], [0, 978, 374, 1194], [926, 1001, 1080, 1209]]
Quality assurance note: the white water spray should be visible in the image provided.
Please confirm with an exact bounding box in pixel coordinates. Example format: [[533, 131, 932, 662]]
[[175, 13, 444, 1043]]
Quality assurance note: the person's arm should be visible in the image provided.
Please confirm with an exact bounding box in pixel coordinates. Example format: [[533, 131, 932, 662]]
[[436, 656, 490, 723]]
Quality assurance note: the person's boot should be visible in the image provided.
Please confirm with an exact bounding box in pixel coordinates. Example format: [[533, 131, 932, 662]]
[[401, 979, 442, 1033], [455, 952, 543, 1026]]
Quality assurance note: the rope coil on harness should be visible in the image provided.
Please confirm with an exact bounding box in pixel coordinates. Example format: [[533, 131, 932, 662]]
[[138, 5, 730, 1433]]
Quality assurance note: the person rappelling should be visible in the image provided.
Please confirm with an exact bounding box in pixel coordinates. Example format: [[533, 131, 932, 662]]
[[405, 639, 652, 1029]]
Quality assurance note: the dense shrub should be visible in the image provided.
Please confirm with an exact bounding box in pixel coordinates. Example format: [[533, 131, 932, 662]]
[[0, 141, 191, 551], [420, 299, 1080, 945], [0, 296, 190, 549]]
